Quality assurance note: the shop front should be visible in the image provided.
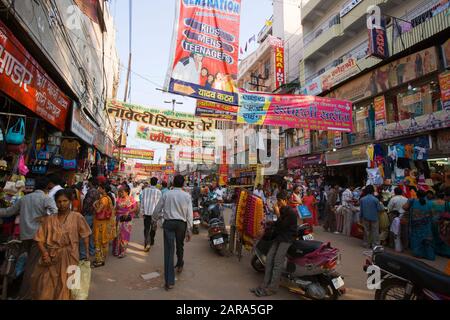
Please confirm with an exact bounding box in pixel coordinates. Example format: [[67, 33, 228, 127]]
[[325, 145, 368, 187], [286, 154, 327, 189]]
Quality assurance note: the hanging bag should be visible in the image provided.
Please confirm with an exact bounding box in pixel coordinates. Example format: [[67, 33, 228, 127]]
[[297, 205, 312, 219], [37, 144, 52, 160], [17, 155, 29, 176], [63, 159, 77, 170], [6, 118, 25, 145]]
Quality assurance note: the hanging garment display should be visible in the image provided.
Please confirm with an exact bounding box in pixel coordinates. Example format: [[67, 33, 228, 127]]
[[6, 118, 25, 145], [60, 139, 81, 160]]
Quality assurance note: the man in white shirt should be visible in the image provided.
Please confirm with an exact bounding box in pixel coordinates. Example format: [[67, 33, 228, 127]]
[[387, 187, 409, 214], [153, 175, 193, 290], [141, 177, 162, 251], [47, 174, 64, 200]]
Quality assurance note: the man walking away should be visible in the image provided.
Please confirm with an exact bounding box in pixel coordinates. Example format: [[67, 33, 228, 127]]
[[360, 185, 384, 248], [323, 185, 339, 233], [153, 175, 193, 291], [47, 174, 64, 199], [192, 182, 201, 208], [80, 178, 99, 260], [141, 177, 162, 252], [0, 177, 57, 300]]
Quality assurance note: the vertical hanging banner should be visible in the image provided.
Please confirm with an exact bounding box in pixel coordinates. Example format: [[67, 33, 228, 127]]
[[368, 17, 389, 59], [374, 95, 387, 126], [165, 0, 241, 106], [269, 36, 285, 89]]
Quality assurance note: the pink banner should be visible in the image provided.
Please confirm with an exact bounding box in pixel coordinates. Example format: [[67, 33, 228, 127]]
[[237, 92, 353, 132]]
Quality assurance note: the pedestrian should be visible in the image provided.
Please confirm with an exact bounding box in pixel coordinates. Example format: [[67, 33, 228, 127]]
[[253, 184, 265, 202], [113, 185, 138, 258], [403, 190, 435, 261], [340, 185, 355, 236], [161, 181, 169, 196], [70, 186, 83, 213], [302, 189, 318, 226], [431, 191, 450, 257], [389, 211, 402, 252], [360, 185, 384, 249], [30, 189, 91, 300], [130, 182, 142, 218], [0, 177, 58, 300], [47, 174, 64, 199], [323, 185, 339, 233], [250, 190, 297, 297], [93, 183, 114, 267], [387, 187, 408, 215], [192, 182, 201, 207], [79, 178, 99, 261], [141, 177, 162, 252], [153, 175, 193, 291], [289, 185, 302, 207]]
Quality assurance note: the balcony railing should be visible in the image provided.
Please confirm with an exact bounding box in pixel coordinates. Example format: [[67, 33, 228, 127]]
[[303, 13, 341, 47]]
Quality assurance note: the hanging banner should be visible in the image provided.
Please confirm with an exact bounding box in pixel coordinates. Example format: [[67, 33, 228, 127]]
[[136, 125, 215, 147], [178, 150, 215, 164], [0, 21, 70, 131], [374, 95, 387, 126], [237, 92, 353, 132], [368, 18, 389, 59], [164, 0, 241, 106], [107, 100, 216, 132], [270, 36, 285, 89], [71, 102, 97, 145], [439, 71, 450, 110], [113, 148, 154, 161], [195, 100, 238, 121]]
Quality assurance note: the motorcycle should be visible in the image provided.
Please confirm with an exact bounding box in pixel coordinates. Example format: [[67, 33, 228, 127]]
[[208, 218, 229, 256], [200, 194, 217, 226], [0, 239, 22, 300], [192, 207, 201, 235], [251, 224, 344, 300], [363, 246, 450, 300]]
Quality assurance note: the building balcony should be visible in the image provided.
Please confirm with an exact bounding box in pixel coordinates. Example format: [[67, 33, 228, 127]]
[[341, 0, 389, 33], [303, 15, 343, 61], [301, 0, 335, 24], [389, 8, 450, 56], [238, 36, 273, 80]]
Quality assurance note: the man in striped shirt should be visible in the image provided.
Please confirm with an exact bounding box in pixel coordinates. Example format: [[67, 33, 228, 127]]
[[141, 177, 162, 252]]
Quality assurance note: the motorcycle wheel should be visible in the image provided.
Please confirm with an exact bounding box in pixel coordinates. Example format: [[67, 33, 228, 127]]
[[375, 278, 415, 300], [251, 255, 265, 273], [316, 277, 340, 300]]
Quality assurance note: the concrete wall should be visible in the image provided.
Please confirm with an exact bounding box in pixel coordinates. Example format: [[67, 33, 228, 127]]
[[2, 0, 119, 131]]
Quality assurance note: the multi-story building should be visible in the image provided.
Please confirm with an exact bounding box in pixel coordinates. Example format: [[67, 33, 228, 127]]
[[285, 0, 450, 186], [0, 0, 120, 157]]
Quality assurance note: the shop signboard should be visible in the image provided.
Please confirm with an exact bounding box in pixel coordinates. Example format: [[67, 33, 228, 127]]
[[238, 92, 353, 132], [437, 130, 450, 153], [438, 71, 450, 110], [107, 100, 216, 132], [285, 144, 311, 157], [71, 103, 97, 145], [302, 154, 325, 167], [303, 78, 322, 96], [165, 0, 241, 106], [328, 47, 438, 103], [321, 57, 360, 91], [270, 36, 285, 89], [325, 145, 367, 166], [368, 18, 389, 60], [334, 131, 342, 148], [136, 125, 215, 147], [374, 95, 387, 126], [113, 148, 154, 161], [376, 110, 449, 140], [0, 21, 70, 131], [195, 100, 238, 121], [340, 0, 363, 17]]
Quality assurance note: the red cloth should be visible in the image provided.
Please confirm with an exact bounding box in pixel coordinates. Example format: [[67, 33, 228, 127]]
[[302, 195, 319, 226]]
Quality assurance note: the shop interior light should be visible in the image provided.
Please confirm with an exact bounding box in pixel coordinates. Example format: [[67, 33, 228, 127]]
[[333, 148, 337, 152]]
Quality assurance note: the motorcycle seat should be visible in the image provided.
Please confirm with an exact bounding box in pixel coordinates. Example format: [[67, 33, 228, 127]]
[[288, 240, 322, 258], [374, 252, 450, 296]]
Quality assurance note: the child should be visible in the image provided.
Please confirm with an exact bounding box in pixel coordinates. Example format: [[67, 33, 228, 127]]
[[389, 211, 402, 252]]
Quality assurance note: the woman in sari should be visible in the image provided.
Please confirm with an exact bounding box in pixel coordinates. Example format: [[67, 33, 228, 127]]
[[113, 185, 138, 258], [31, 189, 91, 300], [431, 192, 450, 258], [289, 185, 303, 207], [302, 189, 318, 226], [403, 190, 435, 261], [93, 184, 114, 267]]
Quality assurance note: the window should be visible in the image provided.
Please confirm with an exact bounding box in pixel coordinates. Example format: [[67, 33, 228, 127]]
[[264, 60, 270, 79]]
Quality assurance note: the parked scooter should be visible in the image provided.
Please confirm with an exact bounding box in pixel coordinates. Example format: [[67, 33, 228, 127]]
[[363, 246, 450, 300], [251, 224, 344, 300], [208, 218, 229, 256], [192, 207, 201, 235]]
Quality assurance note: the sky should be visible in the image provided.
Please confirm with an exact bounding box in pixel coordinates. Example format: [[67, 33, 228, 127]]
[[109, 0, 273, 163]]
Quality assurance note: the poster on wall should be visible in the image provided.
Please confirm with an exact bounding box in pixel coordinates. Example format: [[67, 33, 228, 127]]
[[165, 0, 241, 106], [0, 21, 70, 131], [374, 96, 387, 126], [328, 47, 438, 103], [237, 92, 353, 132], [439, 71, 450, 110], [442, 38, 450, 69]]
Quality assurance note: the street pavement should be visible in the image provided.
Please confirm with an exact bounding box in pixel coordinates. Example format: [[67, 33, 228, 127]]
[[89, 209, 449, 300]]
